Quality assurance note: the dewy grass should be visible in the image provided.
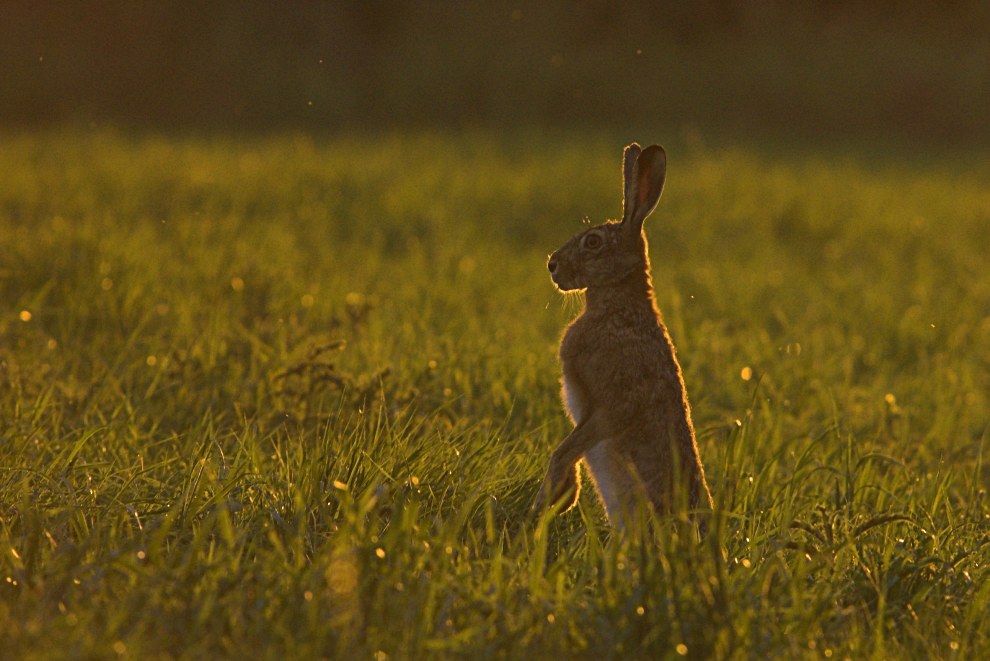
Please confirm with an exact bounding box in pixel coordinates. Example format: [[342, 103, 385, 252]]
[[1, 128, 989, 659]]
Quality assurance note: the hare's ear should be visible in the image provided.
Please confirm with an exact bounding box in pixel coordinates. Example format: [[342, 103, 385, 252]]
[[621, 144, 667, 233]]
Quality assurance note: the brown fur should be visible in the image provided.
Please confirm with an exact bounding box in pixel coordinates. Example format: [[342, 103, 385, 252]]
[[534, 143, 713, 533]]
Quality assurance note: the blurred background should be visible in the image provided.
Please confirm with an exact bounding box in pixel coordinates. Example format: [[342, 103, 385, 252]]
[[2, 0, 989, 145]]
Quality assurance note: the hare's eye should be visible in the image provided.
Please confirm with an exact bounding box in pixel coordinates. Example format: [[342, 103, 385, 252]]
[[582, 233, 603, 250]]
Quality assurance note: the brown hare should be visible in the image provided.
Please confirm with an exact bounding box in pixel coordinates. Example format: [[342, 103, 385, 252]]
[[534, 143, 713, 533]]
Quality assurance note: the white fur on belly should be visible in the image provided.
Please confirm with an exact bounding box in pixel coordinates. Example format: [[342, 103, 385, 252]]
[[560, 376, 583, 423], [561, 375, 622, 525], [583, 442, 622, 525]]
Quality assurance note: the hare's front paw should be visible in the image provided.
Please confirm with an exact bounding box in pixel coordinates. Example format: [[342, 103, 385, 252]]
[[532, 463, 579, 514]]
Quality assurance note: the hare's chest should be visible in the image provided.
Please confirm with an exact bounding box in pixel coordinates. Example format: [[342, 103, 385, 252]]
[[558, 320, 607, 425]]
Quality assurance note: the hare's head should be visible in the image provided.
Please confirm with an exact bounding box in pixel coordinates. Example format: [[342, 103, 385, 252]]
[[547, 144, 666, 292]]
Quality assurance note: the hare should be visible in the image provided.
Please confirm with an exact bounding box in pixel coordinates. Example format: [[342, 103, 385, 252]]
[[534, 143, 713, 533]]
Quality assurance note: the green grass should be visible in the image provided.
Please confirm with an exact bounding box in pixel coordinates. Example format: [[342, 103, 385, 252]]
[[1, 128, 989, 659]]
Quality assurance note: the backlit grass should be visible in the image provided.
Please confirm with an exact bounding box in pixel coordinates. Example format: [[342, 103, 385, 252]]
[[1, 128, 988, 659]]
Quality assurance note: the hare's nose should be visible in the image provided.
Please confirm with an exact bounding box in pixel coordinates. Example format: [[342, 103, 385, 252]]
[[547, 257, 558, 274]]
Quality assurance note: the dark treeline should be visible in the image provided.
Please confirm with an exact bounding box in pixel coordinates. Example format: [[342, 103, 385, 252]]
[[2, 1, 988, 141]]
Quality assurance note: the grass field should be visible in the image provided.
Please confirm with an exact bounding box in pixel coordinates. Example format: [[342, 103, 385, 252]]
[[1, 128, 989, 659]]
